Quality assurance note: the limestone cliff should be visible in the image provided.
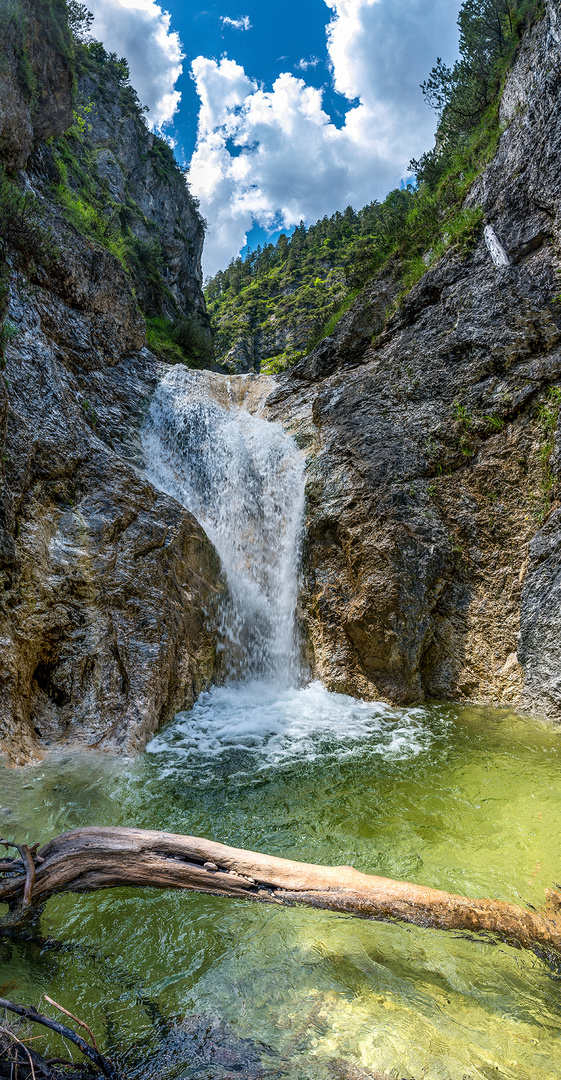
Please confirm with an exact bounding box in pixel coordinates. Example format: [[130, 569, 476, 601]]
[[0, 0, 74, 171], [265, 0, 561, 718], [0, 0, 223, 764]]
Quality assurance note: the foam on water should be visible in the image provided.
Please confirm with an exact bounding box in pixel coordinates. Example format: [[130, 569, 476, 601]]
[[146, 680, 433, 775], [140, 367, 432, 776]]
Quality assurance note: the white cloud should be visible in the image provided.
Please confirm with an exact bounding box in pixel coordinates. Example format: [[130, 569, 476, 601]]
[[189, 0, 461, 275], [295, 56, 320, 71], [221, 15, 252, 31], [85, 0, 184, 129]]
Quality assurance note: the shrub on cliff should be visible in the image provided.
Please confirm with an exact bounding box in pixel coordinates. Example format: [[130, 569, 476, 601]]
[[146, 315, 214, 369], [0, 167, 57, 268], [411, 0, 543, 189]]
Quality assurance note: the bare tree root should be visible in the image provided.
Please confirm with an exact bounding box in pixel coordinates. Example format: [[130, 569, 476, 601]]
[[1, 827, 561, 963]]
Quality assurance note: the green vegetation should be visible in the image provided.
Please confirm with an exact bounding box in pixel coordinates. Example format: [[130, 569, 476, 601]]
[[411, 0, 543, 189], [206, 0, 543, 372], [0, 0, 210, 371], [535, 386, 561, 521], [45, 19, 209, 367], [453, 401, 472, 426], [146, 316, 213, 369], [484, 412, 505, 430], [0, 0, 72, 106], [0, 166, 57, 267], [49, 35, 174, 289], [206, 213, 361, 372]]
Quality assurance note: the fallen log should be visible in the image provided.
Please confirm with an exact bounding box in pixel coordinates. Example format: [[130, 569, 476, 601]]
[[1, 826, 561, 962]]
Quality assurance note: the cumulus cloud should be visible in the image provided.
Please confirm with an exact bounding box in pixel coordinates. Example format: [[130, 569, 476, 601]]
[[86, 0, 184, 129], [221, 15, 252, 30], [189, 0, 461, 274]]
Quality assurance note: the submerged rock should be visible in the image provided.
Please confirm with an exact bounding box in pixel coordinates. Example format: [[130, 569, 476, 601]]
[[139, 1014, 270, 1078]]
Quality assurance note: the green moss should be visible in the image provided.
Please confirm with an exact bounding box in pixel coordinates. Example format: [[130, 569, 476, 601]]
[[0, 166, 58, 267], [534, 386, 561, 521], [1, 0, 74, 108], [261, 350, 305, 375], [36, 16, 205, 326], [309, 287, 361, 346]]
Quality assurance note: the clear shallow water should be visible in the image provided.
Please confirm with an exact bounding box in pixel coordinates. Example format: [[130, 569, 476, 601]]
[[2, 688, 561, 1080]]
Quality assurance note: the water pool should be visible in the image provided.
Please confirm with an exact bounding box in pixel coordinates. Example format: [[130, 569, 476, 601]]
[[2, 682, 561, 1080]]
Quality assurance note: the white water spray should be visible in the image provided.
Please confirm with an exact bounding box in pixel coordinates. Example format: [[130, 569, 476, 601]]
[[141, 366, 428, 774], [142, 367, 306, 686]]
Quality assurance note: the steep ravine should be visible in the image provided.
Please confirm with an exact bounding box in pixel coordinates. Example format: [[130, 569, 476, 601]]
[[263, 0, 561, 719], [1, 0, 561, 768]]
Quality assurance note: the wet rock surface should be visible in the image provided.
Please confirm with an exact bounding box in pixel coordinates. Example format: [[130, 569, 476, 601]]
[[0, 4, 223, 765], [265, 1, 561, 717], [0, 278, 223, 765], [2, 0, 561, 763]]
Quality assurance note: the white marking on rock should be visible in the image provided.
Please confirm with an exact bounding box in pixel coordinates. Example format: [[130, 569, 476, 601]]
[[484, 225, 510, 267]]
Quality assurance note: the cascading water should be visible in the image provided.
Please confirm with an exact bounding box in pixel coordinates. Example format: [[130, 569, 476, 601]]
[[141, 366, 305, 686], [140, 366, 428, 771]]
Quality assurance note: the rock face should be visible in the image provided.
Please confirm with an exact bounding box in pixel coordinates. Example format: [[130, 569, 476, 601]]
[[265, 0, 561, 717], [2, 0, 561, 767], [0, 0, 74, 171], [217, 294, 330, 374], [0, 4, 223, 764], [75, 66, 207, 323]]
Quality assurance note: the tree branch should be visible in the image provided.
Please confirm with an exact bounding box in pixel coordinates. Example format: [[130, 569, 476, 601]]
[[0, 1000, 118, 1079]]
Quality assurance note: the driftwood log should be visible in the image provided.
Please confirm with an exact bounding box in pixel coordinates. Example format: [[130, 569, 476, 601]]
[[2, 826, 561, 962]]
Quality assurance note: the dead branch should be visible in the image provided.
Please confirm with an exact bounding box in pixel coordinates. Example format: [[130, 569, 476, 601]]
[[0, 1000, 118, 1078], [1, 826, 561, 963], [44, 997, 100, 1054], [19, 845, 36, 909], [0, 1025, 36, 1080]]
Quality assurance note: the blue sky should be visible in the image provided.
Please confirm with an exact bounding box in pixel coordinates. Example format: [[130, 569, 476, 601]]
[[164, 1, 354, 161], [150, 0, 355, 258], [85, 0, 462, 275]]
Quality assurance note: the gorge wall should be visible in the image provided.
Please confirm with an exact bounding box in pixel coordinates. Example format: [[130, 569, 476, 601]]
[[0, 0, 560, 766], [0, 0, 223, 765], [264, 0, 561, 718]]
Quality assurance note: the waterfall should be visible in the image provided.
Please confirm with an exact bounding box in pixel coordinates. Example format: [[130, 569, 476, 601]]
[[141, 366, 306, 687]]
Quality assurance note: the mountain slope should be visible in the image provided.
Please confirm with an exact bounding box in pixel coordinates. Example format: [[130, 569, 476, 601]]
[[206, 0, 544, 375]]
